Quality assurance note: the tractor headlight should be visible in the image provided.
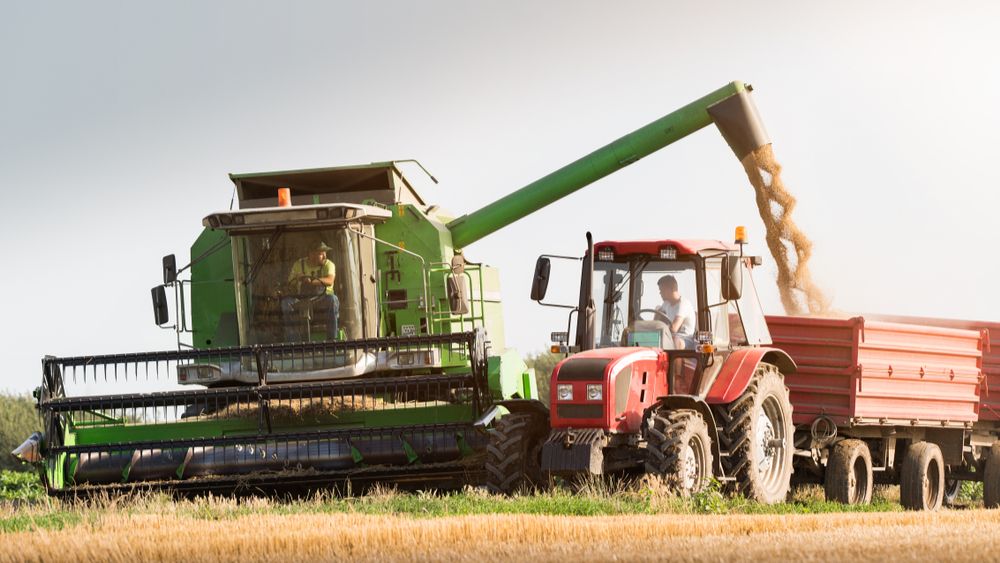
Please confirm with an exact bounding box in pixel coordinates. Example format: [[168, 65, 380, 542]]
[[586, 384, 603, 401], [177, 364, 222, 384], [556, 384, 573, 401]]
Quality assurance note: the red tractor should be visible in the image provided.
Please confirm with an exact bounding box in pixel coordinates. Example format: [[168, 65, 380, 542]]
[[483, 230, 797, 502]]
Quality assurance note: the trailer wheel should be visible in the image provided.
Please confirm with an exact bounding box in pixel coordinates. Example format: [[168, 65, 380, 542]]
[[644, 409, 712, 496], [984, 443, 1000, 508], [823, 439, 873, 505], [713, 363, 793, 504], [900, 441, 945, 511], [485, 412, 547, 495]]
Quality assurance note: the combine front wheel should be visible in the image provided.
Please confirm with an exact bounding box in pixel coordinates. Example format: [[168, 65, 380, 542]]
[[713, 363, 793, 504], [485, 412, 548, 495], [644, 409, 712, 496]]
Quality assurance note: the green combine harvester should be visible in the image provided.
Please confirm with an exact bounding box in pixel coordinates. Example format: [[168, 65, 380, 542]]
[[16, 81, 771, 495]]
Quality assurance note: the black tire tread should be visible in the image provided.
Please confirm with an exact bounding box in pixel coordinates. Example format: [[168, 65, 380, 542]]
[[485, 413, 546, 495], [711, 363, 793, 504], [824, 439, 873, 505], [644, 409, 712, 496], [899, 441, 944, 511], [984, 443, 1000, 509]]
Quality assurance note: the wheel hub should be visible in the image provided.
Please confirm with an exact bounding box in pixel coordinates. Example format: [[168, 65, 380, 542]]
[[680, 443, 697, 491], [756, 411, 776, 474]]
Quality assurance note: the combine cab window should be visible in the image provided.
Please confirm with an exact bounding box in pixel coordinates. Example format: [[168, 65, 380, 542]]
[[232, 227, 366, 344]]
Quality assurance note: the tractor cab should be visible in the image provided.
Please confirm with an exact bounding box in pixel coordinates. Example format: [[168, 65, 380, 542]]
[[532, 230, 772, 360]]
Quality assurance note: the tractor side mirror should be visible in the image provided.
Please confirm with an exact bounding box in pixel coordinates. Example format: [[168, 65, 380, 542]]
[[151, 285, 170, 326], [162, 254, 177, 284], [722, 256, 743, 300], [530, 257, 551, 301]]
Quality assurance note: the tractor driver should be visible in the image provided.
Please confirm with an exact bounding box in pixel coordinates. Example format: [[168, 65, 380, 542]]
[[281, 241, 340, 341], [654, 275, 695, 349]]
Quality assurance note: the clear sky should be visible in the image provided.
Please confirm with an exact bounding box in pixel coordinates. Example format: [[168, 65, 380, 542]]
[[2, 1, 998, 393]]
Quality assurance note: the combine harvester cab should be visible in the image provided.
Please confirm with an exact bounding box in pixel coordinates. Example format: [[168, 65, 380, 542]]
[[17, 81, 778, 496]]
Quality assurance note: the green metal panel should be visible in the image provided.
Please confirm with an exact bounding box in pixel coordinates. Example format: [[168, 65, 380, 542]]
[[487, 348, 534, 400], [447, 81, 748, 248], [190, 228, 238, 348]]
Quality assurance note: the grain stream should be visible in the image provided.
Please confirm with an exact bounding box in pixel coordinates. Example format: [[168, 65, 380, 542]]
[[741, 145, 828, 315]]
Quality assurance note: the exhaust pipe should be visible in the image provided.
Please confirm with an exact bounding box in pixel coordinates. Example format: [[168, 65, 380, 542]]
[[11, 432, 43, 464], [707, 88, 771, 160]]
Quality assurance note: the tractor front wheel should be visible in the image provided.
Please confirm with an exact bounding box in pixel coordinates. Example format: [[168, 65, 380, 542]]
[[713, 363, 793, 504], [485, 412, 548, 495], [645, 409, 712, 496]]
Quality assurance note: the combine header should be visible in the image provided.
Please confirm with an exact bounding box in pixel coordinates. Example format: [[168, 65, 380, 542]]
[[16, 81, 772, 495]]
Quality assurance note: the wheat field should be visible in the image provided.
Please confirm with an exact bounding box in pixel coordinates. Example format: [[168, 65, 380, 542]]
[[2, 503, 998, 562]]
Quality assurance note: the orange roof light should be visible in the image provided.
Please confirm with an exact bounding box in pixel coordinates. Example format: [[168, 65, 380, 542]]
[[734, 225, 747, 245], [278, 187, 292, 207]]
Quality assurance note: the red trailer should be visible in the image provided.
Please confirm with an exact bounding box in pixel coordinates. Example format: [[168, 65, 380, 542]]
[[767, 316, 996, 509]]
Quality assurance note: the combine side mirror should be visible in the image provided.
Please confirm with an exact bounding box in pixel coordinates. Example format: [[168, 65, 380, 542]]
[[722, 256, 743, 300], [530, 257, 551, 301], [151, 285, 170, 326], [162, 254, 177, 284], [447, 276, 470, 315]]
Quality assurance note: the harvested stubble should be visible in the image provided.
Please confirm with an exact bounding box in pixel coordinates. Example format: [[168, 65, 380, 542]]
[[741, 145, 828, 315], [3, 509, 998, 562]]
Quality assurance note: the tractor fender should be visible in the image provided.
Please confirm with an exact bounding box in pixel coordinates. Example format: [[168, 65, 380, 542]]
[[704, 347, 796, 405], [646, 395, 725, 477]]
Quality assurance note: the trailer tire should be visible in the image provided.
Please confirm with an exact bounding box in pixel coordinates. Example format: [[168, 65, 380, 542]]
[[900, 441, 945, 511], [485, 412, 547, 495], [984, 444, 1000, 509], [712, 363, 793, 504], [644, 409, 712, 496], [823, 439, 873, 505]]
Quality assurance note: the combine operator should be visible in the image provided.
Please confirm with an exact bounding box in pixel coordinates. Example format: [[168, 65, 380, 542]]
[[653, 274, 695, 349], [281, 241, 340, 341]]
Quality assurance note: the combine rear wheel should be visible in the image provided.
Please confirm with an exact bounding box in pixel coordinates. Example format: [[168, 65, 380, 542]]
[[823, 439, 873, 505], [713, 363, 793, 504], [644, 409, 712, 496], [984, 443, 1000, 508], [900, 441, 944, 511], [485, 412, 547, 494]]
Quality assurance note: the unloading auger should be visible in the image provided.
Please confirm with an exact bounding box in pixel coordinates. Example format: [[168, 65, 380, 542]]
[[15, 81, 771, 495]]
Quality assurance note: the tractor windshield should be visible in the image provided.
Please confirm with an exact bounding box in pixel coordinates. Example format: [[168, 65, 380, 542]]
[[231, 227, 365, 344], [593, 259, 698, 349]]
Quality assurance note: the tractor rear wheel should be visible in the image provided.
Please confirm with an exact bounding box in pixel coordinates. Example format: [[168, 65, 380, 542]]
[[644, 409, 712, 496], [900, 441, 945, 511], [485, 412, 547, 495], [713, 363, 793, 504], [823, 439, 873, 505], [984, 443, 1000, 508]]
